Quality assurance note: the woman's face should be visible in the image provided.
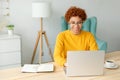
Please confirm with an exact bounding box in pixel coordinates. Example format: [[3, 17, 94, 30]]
[[69, 16, 83, 35]]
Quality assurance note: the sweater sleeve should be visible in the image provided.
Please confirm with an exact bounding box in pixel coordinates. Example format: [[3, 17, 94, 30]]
[[53, 33, 66, 66], [89, 33, 98, 50]]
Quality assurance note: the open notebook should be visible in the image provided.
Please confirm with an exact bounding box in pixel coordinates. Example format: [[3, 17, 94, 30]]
[[21, 63, 54, 73]]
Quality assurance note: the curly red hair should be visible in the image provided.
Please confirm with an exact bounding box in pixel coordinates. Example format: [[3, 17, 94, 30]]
[[65, 6, 87, 23]]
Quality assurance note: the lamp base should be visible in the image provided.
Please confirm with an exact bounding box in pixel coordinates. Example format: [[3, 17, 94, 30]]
[[31, 31, 53, 64]]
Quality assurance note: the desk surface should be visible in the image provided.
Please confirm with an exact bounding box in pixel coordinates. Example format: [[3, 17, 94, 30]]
[[0, 51, 120, 80]]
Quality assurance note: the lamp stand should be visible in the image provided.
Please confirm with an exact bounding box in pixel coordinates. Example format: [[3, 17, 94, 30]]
[[31, 18, 53, 64]]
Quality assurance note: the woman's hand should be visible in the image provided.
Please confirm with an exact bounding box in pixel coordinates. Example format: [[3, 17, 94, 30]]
[[64, 63, 68, 67]]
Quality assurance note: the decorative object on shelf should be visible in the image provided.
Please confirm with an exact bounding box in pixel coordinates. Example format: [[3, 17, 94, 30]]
[[6, 24, 14, 35], [0, 17, 8, 31], [0, 0, 10, 16], [0, 0, 10, 31], [31, 2, 53, 64]]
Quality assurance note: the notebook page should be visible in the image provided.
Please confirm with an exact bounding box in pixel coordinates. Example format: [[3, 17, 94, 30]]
[[21, 64, 39, 72], [37, 63, 54, 72]]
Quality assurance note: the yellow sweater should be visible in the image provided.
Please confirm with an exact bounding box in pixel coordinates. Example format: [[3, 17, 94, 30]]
[[54, 30, 98, 66]]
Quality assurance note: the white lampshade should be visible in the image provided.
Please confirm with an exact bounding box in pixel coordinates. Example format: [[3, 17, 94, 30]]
[[32, 2, 51, 18]]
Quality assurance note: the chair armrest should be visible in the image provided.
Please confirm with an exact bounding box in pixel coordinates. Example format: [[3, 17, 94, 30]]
[[96, 37, 107, 52]]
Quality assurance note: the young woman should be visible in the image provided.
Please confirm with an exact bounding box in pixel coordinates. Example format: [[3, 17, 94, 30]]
[[54, 6, 98, 66]]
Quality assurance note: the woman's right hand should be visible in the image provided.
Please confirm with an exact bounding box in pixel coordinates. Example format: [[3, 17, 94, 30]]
[[64, 63, 68, 67]]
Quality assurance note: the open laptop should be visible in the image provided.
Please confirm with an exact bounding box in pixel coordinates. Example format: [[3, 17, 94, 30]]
[[66, 50, 105, 76]]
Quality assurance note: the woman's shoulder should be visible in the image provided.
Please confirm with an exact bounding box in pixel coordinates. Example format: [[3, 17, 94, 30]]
[[56, 30, 69, 38], [58, 30, 70, 35], [81, 30, 93, 36]]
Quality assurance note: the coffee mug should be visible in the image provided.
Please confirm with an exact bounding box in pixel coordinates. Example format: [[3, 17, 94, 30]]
[[105, 60, 115, 67]]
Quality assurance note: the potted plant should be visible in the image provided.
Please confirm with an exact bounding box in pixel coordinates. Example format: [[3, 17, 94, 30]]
[[6, 24, 14, 35]]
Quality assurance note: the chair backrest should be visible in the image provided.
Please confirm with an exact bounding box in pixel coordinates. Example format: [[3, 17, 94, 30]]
[[61, 16, 97, 37]]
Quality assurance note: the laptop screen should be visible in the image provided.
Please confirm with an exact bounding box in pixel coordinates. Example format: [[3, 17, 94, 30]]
[[66, 51, 105, 76]]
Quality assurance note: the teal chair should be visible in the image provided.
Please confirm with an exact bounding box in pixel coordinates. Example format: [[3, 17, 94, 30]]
[[61, 16, 107, 52]]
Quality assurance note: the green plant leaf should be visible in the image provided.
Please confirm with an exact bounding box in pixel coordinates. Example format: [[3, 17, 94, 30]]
[[7, 25, 14, 30]]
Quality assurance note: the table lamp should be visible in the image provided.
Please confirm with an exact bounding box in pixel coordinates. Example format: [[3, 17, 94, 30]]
[[31, 2, 53, 64]]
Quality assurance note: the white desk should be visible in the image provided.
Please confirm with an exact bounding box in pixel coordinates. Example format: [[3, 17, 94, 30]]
[[0, 51, 120, 80]]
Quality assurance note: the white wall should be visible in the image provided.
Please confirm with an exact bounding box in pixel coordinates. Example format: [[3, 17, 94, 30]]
[[8, 0, 120, 64]]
